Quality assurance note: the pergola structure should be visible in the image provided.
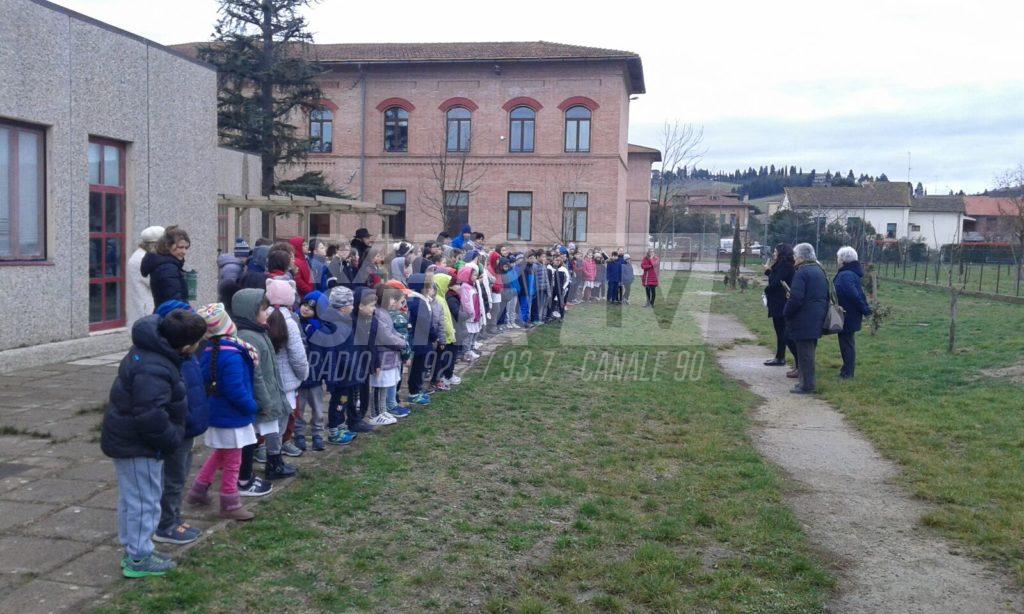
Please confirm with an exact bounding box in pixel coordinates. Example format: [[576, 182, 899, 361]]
[[217, 193, 402, 240]]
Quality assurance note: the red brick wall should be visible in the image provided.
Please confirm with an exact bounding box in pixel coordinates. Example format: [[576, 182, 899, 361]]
[[279, 60, 651, 248]]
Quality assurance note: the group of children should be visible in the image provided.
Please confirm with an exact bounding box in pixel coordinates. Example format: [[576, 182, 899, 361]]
[[102, 228, 622, 578]]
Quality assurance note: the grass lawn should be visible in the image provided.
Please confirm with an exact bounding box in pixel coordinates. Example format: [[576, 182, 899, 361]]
[[712, 275, 1024, 582], [102, 275, 832, 612]]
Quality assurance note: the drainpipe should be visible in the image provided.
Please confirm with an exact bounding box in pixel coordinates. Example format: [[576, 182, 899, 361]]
[[359, 64, 367, 200]]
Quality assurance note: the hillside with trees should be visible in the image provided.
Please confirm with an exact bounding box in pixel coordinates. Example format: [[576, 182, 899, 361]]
[[652, 165, 892, 199]]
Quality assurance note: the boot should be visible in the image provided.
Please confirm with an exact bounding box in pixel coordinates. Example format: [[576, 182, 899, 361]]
[[265, 454, 297, 480], [185, 481, 212, 506], [218, 493, 255, 521]]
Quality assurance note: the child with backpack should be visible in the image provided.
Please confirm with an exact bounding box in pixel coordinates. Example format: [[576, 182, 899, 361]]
[[186, 303, 260, 522]]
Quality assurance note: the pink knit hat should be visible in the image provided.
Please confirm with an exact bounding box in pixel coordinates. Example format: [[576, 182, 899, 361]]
[[196, 303, 236, 338], [265, 278, 296, 307]]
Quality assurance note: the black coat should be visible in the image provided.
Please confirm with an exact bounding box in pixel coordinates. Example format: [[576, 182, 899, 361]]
[[783, 262, 829, 341], [141, 252, 187, 308], [834, 262, 872, 334], [763, 259, 795, 318], [100, 316, 187, 459]]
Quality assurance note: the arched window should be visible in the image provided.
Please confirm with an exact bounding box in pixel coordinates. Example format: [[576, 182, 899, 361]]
[[384, 107, 409, 152], [564, 105, 591, 153], [310, 108, 333, 153], [509, 106, 535, 153], [446, 107, 471, 152]]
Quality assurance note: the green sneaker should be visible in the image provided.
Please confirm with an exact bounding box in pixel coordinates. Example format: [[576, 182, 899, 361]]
[[122, 553, 175, 578]]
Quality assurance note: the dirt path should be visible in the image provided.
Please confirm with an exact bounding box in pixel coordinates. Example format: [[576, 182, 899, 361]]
[[700, 313, 1023, 613]]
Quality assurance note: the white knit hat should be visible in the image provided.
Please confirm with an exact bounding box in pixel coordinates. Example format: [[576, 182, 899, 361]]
[[140, 226, 165, 243]]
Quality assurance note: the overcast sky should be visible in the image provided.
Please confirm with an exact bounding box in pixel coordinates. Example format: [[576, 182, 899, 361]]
[[52, 0, 1024, 193]]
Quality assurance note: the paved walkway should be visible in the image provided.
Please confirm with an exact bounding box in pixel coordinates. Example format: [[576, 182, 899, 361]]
[[701, 313, 1024, 613], [0, 329, 524, 612]]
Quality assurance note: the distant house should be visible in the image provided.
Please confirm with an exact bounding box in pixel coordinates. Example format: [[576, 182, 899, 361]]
[[781, 182, 966, 248], [676, 193, 751, 230], [963, 196, 1021, 241], [908, 195, 967, 248]]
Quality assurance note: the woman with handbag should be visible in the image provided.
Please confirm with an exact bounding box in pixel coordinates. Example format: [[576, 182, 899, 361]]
[[782, 243, 829, 394], [833, 246, 873, 379], [763, 243, 796, 367]]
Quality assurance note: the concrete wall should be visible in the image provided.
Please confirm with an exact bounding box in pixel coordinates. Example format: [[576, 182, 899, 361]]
[[0, 0, 217, 352], [909, 211, 962, 248], [279, 60, 638, 248], [216, 146, 263, 246]]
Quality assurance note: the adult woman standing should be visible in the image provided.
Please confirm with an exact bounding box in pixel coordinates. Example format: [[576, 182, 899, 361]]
[[782, 243, 828, 394], [126, 226, 164, 325], [141, 226, 190, 309], [640, 249, 660, 307], [834, 246, 872, 379], [763, 243, 796, 367]]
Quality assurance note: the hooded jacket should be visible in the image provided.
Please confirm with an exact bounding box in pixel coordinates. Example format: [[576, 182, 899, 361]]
[[200, 337, 259, 429], [141, 252, 187, 308], [232, 289, 291, 422], [288, 237, 315, 295], [582, 258, 597, 282], [240, 246, 270, 290], [406, 274, 440, 354], [364, 308, 409, 372], [390, 255, 408, 285], [272, 305, 310, 394], [834, 261, 872, 334], [641, 255, 660, 286], [487, 251, 504, 293], [100, 316, 187, 459], [218, 254, 243, 287], [621, 259, 635, 284], [433, 274, 458, 344]]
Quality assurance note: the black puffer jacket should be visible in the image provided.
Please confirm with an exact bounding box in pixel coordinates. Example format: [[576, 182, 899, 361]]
[[141, 252, 187, 308], [100, 316, 187, 459]]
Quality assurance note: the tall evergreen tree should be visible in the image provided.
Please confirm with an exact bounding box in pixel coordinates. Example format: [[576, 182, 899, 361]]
[[199, 0, 324, 195]]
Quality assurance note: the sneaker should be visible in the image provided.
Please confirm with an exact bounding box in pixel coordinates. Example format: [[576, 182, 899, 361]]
[[152, 523, 201, 545], [368, 414, 397, 426], [237, 476, 273, 497], [328, 427, 360, 442], [472, 342, 483, 351], [292, 433, 307, 451], [448, 375, 462, 385], [349, 421, 376, 433], [434, 380, 451, 391], [389, 406, 411, 418], [123, 553, 175, 578], [409, 393, 431, 406], [281, 441, 303, 457], [254, 444, 267, 464], [312, 435, 326, 451], [383, 410, 405, 421], [468, 350, 481, 360], [265, 456, 297, 480]]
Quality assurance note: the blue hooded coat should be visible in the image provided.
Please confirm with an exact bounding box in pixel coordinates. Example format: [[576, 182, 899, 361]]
[[834, 261, 872, 333], [100, 316, 187, 459]]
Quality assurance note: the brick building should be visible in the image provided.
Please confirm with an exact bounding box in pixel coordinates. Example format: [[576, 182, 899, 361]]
[[175, 41, 657, 251]]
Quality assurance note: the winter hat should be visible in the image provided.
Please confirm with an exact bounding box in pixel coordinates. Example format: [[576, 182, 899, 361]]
[[234, 237, 251, 259], [463, 250, 479, 263], [155, 300, 192, 318], [460, 223, 472, 234], [329, 285, 354, 309], [141, 226, 165, 244], [396, 242, 411, 257], [196, 303, 236, 338], [354, 227, 372, 240], [265, 278, 296, 307]]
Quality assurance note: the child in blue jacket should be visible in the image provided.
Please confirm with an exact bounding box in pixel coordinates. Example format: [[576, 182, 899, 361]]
[[186, 303, 259, 521]]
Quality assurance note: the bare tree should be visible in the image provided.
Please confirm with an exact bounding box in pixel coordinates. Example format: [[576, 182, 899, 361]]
[[539, 157, 593, 245], [650, 122, 705, 259], [932, 215, 967, 353], [995, 164, 1024, 275], [417, 129, 486, 238]]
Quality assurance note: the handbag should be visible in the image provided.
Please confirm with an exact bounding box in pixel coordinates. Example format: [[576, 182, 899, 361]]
[[822, 273, 845, 335]]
